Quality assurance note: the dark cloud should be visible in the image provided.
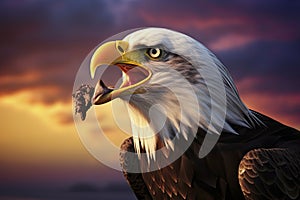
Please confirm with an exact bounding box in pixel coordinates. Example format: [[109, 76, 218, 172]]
[[218, 39, 300, 94], [0, 0, 115, 40], [0, 0, 299, 105], [130, 0, 300, 43], [0, 0, 118, 104]]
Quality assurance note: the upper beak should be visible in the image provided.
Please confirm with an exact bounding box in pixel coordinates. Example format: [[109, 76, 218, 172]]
[[90, 40, 128, 79], [89, 40, 151, 105]]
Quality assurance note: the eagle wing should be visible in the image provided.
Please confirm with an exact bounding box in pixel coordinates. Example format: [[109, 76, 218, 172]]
[[238, 148, 300, 200]]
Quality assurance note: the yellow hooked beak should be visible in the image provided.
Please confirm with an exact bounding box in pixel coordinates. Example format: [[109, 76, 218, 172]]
[[90, 40, 152, 105]]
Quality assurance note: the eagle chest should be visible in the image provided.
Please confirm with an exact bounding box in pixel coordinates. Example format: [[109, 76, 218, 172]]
[[121, 137, 245, 200]]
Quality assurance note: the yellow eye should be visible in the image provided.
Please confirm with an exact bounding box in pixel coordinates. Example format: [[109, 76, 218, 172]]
[[147, 48, 161, 59]]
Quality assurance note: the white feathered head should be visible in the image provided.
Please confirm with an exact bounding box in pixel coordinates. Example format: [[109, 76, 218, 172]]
[[90, 28, 261, 158]]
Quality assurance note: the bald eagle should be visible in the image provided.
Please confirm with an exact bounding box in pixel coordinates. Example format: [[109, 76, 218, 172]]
[[89, 28, 300, 200]]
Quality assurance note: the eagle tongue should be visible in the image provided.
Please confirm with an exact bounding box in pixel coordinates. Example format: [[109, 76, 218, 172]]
[[92, 80, 113, 104]]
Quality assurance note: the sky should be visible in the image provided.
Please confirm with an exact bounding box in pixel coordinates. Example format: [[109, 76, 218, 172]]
[[0, 0, 299, 199]]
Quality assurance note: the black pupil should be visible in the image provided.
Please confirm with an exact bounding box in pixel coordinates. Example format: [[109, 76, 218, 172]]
[[151, 49, 157, 55]]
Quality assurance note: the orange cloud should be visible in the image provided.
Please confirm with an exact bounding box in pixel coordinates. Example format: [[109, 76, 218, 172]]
[[237, 78, 300, 130], [209, 34, 255, 51], [0, 90, 118, 185]]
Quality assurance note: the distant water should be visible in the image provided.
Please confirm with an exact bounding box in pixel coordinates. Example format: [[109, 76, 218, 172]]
[[1, 192, 136, 200], [0, 183, 137, 200]]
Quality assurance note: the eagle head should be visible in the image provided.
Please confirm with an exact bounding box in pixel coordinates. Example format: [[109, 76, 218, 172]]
[[89, 28, 261, 159]]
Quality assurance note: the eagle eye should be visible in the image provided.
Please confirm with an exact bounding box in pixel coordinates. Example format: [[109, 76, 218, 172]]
[[147, 48, 162, 59]]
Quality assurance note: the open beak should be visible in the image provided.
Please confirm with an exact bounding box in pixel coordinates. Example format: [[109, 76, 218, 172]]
[[90, 40, 152, 105]]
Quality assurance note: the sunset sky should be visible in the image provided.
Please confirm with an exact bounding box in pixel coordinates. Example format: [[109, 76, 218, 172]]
[[0, 0, 300, 199]]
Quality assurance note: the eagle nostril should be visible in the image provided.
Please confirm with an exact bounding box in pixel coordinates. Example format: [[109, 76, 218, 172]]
[[116, 40, 128, 55], [117, 45, 125, 54]]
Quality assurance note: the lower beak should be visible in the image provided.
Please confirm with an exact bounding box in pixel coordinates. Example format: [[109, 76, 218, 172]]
[[92, 80, 113, 105]]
